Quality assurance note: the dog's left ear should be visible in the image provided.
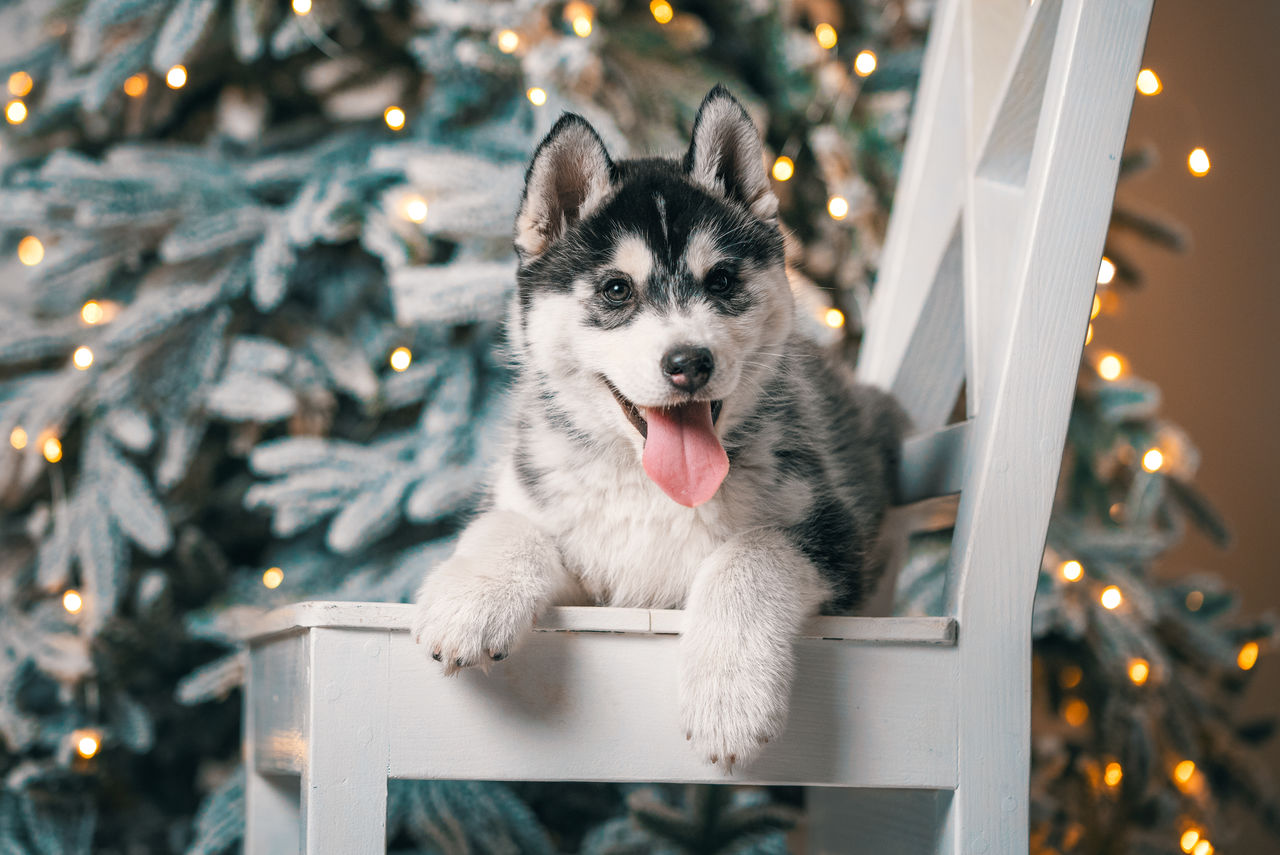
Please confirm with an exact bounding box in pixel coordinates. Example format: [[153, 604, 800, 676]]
[[683, 86, 778, 222], [516, 113, 615, 260]]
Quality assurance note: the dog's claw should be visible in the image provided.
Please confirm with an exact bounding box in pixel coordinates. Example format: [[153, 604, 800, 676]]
[[454, 657, 465, 668], [489, 650, 506, 661], [431, 649, 442, 662], [709, 754, 718, 764], [685, 731, 692, 741]]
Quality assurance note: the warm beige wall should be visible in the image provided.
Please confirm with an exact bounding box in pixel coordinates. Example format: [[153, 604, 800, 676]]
[[1103, 0, 1280, 845]]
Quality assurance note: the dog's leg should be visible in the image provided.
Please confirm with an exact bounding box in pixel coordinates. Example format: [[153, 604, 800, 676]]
[[680, 528, 828, 773], [412, 510, 573, 674]]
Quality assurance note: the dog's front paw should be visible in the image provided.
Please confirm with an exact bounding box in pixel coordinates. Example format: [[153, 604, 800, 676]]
[[411, 557, 534, 675], [679, 633, 789, 774]]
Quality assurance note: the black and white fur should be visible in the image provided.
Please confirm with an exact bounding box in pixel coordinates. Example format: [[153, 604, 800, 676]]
[[413, 86, 905, 773]]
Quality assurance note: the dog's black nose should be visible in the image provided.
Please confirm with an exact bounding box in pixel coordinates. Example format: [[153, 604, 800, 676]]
[[661, 346, 714, 393]]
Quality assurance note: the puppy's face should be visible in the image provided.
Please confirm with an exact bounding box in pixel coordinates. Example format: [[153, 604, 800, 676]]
[[512, 88, 791, 472]]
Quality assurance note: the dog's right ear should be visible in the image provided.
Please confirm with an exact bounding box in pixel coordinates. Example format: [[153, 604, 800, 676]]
[[515, 114, 614, 260]]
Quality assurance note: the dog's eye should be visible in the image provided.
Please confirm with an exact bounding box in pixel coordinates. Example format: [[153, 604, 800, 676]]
[[705, 268, 736, 295], [602, 277, 633, 304]]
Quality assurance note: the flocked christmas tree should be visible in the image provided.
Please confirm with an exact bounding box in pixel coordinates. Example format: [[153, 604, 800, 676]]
[[0, 0, 1275, 852]]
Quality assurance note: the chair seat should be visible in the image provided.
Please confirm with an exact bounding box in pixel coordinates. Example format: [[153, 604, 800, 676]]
[[246, 602, 959, 789]]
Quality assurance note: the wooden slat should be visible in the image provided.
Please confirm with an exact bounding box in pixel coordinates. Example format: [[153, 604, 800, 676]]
[[245, 601, 958, 647], [897, 421, 972, 505]]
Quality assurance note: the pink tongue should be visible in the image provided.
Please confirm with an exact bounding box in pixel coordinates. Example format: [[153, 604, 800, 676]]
[[641, 401, 729, 507]]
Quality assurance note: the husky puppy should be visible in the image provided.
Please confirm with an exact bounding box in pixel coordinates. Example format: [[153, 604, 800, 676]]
[[413, 86, 904, 773]]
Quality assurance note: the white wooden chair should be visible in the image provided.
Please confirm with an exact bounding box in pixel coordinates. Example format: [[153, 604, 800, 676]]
[[241, 1, 1152, 852]]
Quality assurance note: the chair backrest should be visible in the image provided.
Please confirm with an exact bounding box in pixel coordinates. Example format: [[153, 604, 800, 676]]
[[856, 0, 1153, 628]]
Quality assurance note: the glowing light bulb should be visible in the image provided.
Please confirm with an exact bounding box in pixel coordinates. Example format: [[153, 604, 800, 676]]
[[1058, 665, 1082, 689], [1100, 585, 1122, 610], [1238, 640, 1259, 670], [827, 196, 849, 219], [1090, 294, 1102, 320], [165, 65, 187, 89], [771, 156, 794, 182], [123, 73, 148, 97], [17, 235, 44, 266], [1104, 762, 1123, 786], [854, 50, 878, 77], [1128, 658, 1150, 685], [384, 106, 405, 130], [43, 436, 62, 463], [82, 301, 104, 324], [1097, 256, 1116, 286], [63, 589, 83, 614], [10, 427, 27, 450], [527, 87, 547, 106], [5, 99, 26, 124], [72, 346, 94, 370], [1187, 147, 1210, 176], [824, 308, 845, 329], [1136, 68, 1162, 96], [1193, 840, 1213, 855], [8, 71, 33, 97], [74, 729, 101, 759], [497, 30, 520, 53], [262, 567, 284, 589], [1062, 698, 1089, 727], [1084, 323, 1094, 345], [1173, 760, 1196, 784], [815, 24, 837, 50], [1097, 353, 1123, 381], [1185, 590, 1204, 611], [292, 0, 311, 14], [650, 0, 673, 24], [389, 347, 412, 372], [1060, 560, 1084, 582], [402, 195, 428, 223], [1141, 448, 1164, 472], [565, 2, 594, 37], [1180, 829, 1201, 853]]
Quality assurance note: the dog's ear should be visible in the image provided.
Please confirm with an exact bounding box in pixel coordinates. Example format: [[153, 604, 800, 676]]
[[683, 86, 777, 222], [515, 114, 614, 259]]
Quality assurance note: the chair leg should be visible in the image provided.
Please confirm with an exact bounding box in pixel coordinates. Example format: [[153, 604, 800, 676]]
[[300, 627, 391, 855], [245, 769, 301, 855], [807, 788, 953, 855]]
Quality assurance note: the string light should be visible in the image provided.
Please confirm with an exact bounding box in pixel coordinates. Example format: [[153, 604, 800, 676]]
[[17, 235, 44, 265], [1060, 560, 1084, 582], [43, 436, 62, 463], [1128, 658, 1150, 685], [9, 427, 27, 450], [262, 567, 284, 589], [82, 301, 104, 324], [1185, 590, 1204, 611], [5, 99, 27, 124], [62, 589, 83, 614], [1104, 761, 1123, 787], [384, 106, 405, 130], [1193, 840, 1213, 855], [1109, 501, 1126, 522], [165, 65, 187, 89], [389, 347, 412, 371], [1180, 829, 1201, 853], [565, 2, 593, 37], [1100, 585, 1123, 610], [1141, 448, 1164, 472], [1173, 760, 1196, 785], [1097, 256, 1116, 285], [401, 195, 428, 223], [650, 0, 673, 24], [292, 0, 311, 15], [827, 196, 849, 219], [123, 73, 148, 97], [1187, 147, 1210, 176], [815, 23, 837, 50], [527, 87, 547, 106], [1097, 353, 1124, 381], [7, 71, 33, 97], [497, 30, 520, 53], [824, 308, 845, 329], [771, 156, 794, 182], [1237, 640, 1259, 670], [1091, 294, 1102, 319], [1136, 68, 1162, 95], [73, 729, 101, 759], [1062, 698, 1089, 727], [1058, 665, 1083, 689], [854, 50, 878, 77], [72, 346, 94, 370], [1084, 323, 1094, 345]]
